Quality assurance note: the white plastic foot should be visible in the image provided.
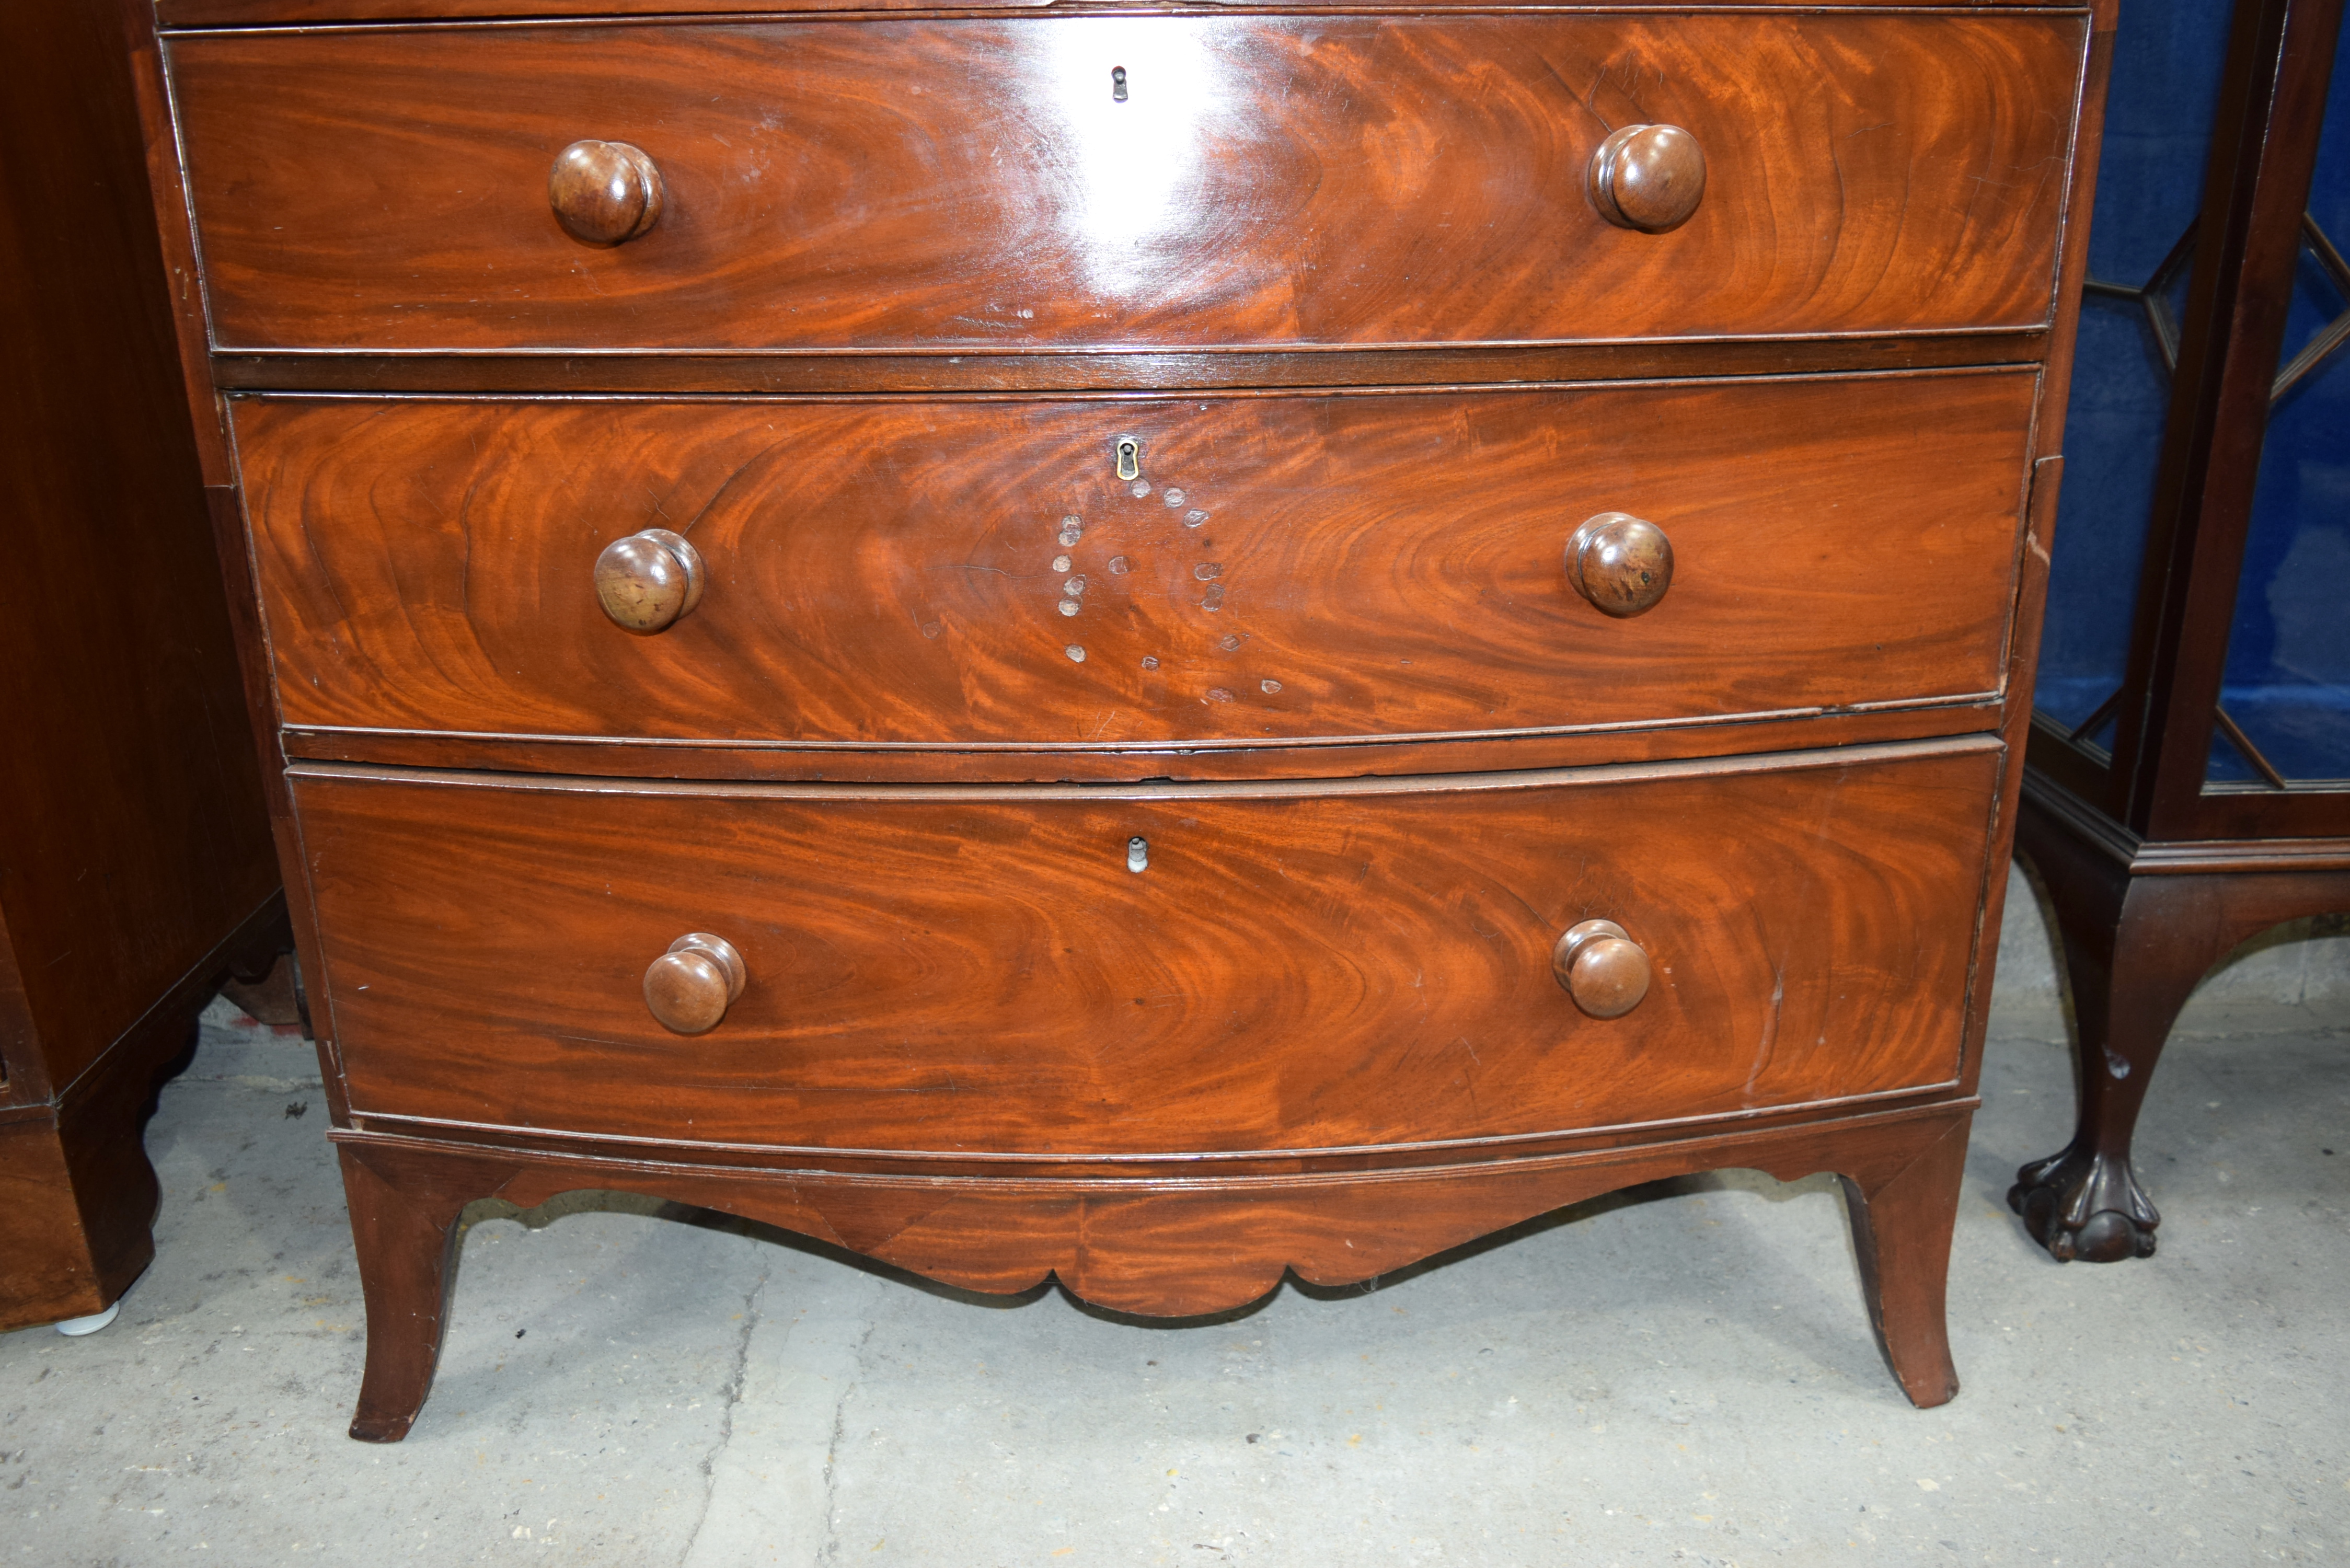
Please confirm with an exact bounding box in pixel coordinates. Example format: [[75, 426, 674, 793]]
[[54, 1300, 121, 1337]]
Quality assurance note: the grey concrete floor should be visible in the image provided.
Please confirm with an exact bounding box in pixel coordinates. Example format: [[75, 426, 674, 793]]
[[5, 867, 2347, 1566]]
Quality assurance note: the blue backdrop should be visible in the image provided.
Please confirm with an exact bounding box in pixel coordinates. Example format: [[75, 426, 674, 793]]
[[2036, 3, 2349, 783]]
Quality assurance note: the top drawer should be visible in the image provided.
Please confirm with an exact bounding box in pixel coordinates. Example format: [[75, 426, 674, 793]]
[[167, 12, 2088, 354]]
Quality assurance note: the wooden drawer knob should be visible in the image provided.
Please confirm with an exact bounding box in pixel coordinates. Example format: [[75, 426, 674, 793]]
[[644, 932, 745, 1035], [1588, 124, 1707, 233], [1552, 918, 1652, 1019], [549, 140, 666, 246], [595, 527, 706, 633], [1566, 512, 1674, 618]]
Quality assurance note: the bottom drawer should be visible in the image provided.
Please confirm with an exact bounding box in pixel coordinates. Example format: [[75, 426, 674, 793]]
[[295, 740, 1999, 1156]]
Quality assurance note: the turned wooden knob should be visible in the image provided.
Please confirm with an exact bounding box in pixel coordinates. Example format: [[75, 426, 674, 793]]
[[595, 527, 706, 633], [1588, 124, 1707, 233], [1552, 919, 1652, 1019], [1566, 512, 1674, 618], [549, 140, 665, 246], [643, 932, 745, 1035]]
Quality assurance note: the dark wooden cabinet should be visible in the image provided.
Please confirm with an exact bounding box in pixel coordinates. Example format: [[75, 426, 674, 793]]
[[2013, 0, 2350, 1263], [122, 0, 2112, 1433], [0, 2, 284, 1333]]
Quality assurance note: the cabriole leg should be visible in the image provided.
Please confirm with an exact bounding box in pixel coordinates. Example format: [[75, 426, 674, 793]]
[[2008, 882, 2203, 1263]]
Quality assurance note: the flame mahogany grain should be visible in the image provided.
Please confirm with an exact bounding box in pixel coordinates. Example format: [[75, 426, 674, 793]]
[[121, 0, 2117, 1434], [167, 12, 2086, 353], [234, 371, 2035, 756], [291, 741, 1998, 1155]]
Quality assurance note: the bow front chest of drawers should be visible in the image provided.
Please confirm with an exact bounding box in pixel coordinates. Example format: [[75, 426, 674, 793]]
[[130, 0, 2112, 1437]]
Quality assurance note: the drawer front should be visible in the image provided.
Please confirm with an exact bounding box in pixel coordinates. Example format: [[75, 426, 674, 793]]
[[298, 740, 1998, 1155], [239, 371, 2034, 753], [171, 13, 2086, 352]]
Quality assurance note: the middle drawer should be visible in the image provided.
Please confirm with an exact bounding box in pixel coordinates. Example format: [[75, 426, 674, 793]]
[[237, 370, 2034, 755]]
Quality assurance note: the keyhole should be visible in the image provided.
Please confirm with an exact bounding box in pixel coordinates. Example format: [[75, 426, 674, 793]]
[[1127, 836, 1148, 873], [1114, 435, 1141, 482], [1112, 66, 1128, 102]]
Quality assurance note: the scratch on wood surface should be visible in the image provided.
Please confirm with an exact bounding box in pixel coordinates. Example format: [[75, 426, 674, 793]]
[[546, 1030, 654, 1053], [1745, 967, 1785, 1100]]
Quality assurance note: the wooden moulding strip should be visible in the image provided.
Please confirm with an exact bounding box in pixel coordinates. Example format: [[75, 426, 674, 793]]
[[159, 1, 2097, 26], [209, 333, 2054, 396], [287, 730, 2005, 804], [330, 1093, 1984, 1189]]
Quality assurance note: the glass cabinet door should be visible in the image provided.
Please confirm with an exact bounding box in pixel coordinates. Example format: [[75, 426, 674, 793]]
[[2035, 0, 2236, 754], [2209, 24, 2350, 789]]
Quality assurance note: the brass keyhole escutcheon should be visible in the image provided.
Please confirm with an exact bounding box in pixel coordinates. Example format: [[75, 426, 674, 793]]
[[1114, 435, 1142, 482]]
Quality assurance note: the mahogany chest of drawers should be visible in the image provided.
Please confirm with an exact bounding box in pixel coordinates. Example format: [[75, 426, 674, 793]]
[[130, 0, 2112, 1437]]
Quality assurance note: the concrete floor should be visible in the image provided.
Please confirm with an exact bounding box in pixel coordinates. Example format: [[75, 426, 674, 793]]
[[5, 868, 2346, 1566]]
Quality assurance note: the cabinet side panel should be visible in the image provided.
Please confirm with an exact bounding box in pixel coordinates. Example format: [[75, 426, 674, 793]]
[[0, 0, 278, 1088]]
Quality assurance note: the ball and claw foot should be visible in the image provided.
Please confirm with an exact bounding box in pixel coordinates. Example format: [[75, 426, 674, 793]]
[[2008, 1147, 2160, 1262]]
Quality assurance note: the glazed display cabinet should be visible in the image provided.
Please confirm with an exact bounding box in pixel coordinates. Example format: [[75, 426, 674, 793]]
[[2017, 0, 2350, 1262]]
